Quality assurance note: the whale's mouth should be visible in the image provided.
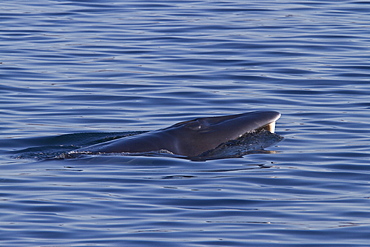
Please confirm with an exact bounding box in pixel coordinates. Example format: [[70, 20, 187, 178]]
[[251, 111, 280, 134], [249, 121, 277, 135], [261, 121, 276, 133], [196, 120, 283, 161]]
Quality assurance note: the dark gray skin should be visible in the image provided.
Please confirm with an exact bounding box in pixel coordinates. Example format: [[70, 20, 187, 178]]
[[79, 111, 281, 157]]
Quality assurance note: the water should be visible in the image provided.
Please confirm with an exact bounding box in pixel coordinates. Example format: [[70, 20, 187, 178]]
[[1, 0, 370, 246]]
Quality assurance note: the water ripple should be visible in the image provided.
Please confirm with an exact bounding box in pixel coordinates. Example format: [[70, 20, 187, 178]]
[[1, 0, 370, 245]]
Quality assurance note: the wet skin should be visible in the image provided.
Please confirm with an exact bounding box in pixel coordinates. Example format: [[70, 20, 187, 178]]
[[78, 111, 281, 157]]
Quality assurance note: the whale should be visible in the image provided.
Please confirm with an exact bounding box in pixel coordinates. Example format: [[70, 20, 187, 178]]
[[76, 111, 281, 158]]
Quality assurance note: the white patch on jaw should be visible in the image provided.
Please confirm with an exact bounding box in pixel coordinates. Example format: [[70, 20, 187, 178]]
[[265, 121, 276, 133]]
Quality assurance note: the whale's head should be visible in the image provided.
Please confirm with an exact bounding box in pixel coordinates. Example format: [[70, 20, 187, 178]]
[[167, 111, 281, 157], [74, 111, 282, 158]]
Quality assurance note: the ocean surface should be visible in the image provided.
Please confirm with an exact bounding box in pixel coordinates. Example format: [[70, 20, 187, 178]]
[[1, 0, 370, 246]]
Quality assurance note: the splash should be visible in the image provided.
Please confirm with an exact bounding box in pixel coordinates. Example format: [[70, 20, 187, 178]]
[[193, 129, 283, 160]]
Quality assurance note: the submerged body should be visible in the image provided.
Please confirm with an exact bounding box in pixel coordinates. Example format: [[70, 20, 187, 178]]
[[77, 111, 281, 157]]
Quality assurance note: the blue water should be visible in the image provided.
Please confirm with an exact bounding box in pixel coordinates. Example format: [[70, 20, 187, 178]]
[[1, 0, 370, 246]]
